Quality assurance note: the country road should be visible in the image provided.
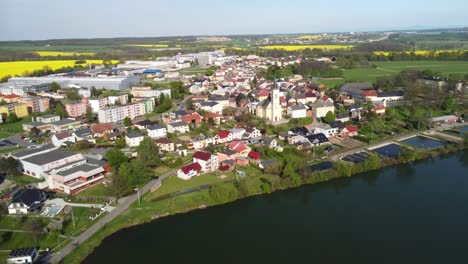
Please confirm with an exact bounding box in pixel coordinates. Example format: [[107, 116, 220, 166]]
[[50, 169, 177, 263]]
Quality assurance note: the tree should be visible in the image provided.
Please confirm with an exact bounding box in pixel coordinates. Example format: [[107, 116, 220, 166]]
[[85, 107, 94, 122], [209, 183, 238, 203], [66, 89, 82, 101], [323, 111, 336, 124], [53, 101, 67, 118], [114, 137, 126, 149], [25, 219, 43, 242], [136, 137, 160, 167], [50, 82, 60, 92], [123, 117, 132, 127], [29, 127, 41, 138], [0, 157, 19, 176], [6, 113, 19, 123], [442, 95, 454, 111], [105, 148, 127, 170], [108, 163, 133, 199]]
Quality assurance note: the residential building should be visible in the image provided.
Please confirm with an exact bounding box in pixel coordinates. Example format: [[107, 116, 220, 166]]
[[131, 86, 171, 98], [229, 128, 246, 140], [89, 94, 128, 113], [19, 148, 83, 179], [314, 124, 338, 138], [7, 248, 39, 264], [7, 75, 140, 90], [217, 149, 238, 163], [98, 101, 151, 123], [312, 100, 335, 118], [51, 131, 76, 147], [90, 123, 114, 137], [37, 114, 60, 123], [156, 138, 175, 152], [8, 189, 48, 214], [430, 115, 459, 126], [372, 106, 386, 115], [0, 93, 21, 103], [215, 130, 232, 144], [125, 132, 144, 147], [19, 97, 50, 113], [0, 103, 28, 118], [228, 141, 250, 156], [305, 133, 330, 146], [147, 124, 167, 139], [341, 125, 358, 137], [167, 121, 190, 134], [73, 128, 95, 143], [177, 162, 202, 180], [288, 104, 308, 118], [65, 98, 89, 118], [192, 151, 219, 172], [22, 117, 81, 133]]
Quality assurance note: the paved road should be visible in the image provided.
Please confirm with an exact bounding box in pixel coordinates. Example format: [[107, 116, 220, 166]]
[[50, 168, 177, 263], [45, 198, 115, 211]]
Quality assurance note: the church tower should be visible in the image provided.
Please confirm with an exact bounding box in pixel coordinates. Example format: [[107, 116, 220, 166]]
[[271, 81, 281, 122]]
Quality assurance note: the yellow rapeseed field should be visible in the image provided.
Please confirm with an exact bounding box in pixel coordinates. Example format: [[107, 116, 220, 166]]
[[297, 35, 322, 40], [261, 45, 353, 51], [0, 60, 118, 80], [35, 51, 96, 56], [373, 50, 468, 56], [126, 44, 169, 48]]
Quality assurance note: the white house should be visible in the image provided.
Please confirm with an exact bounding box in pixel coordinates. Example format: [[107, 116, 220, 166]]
[[229, 128, 246, 140], [288, 104, 308, 119], [156, 138, 175, 153], [7, 247, 39, 264], [8, 189, 48, 214], [167, 121, 190, 134], [314, 124, 338, 138], [199, 101, 223, 114], [192, 151, 219, 172], [214, 130, 232, 144], [125, 132, 144, 147], [177, 162, 202, 180], [147, 124, 167, 139], [51, 131, 76, 147], [243, 127, 261, 139], [312, 100, 335, 118]]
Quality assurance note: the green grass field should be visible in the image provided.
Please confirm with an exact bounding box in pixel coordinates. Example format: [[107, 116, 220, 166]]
[[343, 61, 468, 83]]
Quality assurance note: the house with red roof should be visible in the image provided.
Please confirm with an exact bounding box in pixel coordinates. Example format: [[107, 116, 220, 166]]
[[372, 106, 386, 115], [217, 149, 238, 163], [361, 90, 378, 101], [156, 138, 174, 152], [214, 130, 232, 144], [248, 150, 261, 161], [91, 123, 113, 138], [177, 162, 202, 180], [305, 92, 317, 104], [181, 113, 202, 125], [341, 125, 358, 138], [192, 151, 219, 172], [228, 141, 251, 156]]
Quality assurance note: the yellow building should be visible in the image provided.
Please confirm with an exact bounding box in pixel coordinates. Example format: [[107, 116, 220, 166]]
[[0, 103, 29, 118]]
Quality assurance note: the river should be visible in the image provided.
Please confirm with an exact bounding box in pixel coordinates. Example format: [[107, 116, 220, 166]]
[[84, 152, 468, 264]]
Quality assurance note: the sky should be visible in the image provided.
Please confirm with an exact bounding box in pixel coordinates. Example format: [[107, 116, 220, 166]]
[[1, 0, 468, 41]]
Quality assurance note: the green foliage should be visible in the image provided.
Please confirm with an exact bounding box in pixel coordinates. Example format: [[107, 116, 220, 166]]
[[5, 113, 19, 123], [323, 111, 336, 124], [114, 137, 126, 149], [105, 148, 127, 169], [123, 117, 132, 127], [209, 183, 238, 203], [50, 82, 60, 92], [0, 157, 20, 176], [136, 137, 160, 167], [66, 88, 82, 101]]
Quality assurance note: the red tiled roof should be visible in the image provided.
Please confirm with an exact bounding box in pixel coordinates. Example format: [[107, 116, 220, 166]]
[[0, 94, 20, 99], [321, 95, 330, 101], [229, 141, 248, 153], [248, 151, 261, 159], [217, 130, 231, 139], [373, 106, 386, 111], [257, 90, 270, 97], [180, 162, 202, 174], [193, 151, 212, 161], [305, 92, 317, 98], [362, 90, 378, 97], [91, 123, 113, 134], [219, 165, 231, 171], [345, 125, 358, 133]]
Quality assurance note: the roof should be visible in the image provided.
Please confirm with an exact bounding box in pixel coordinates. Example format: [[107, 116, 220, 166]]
[[361, 90, 378, 97], [290, 127, 309, 136], [125, 132, 143, 139], [54, 131, 72, 140], [340, 82, 374, 93], [345, 125, 358, 133], [22, 149, 78, 165], [169, 121, 188, 128], [91, 123, 113, 134], [74, 128, 93, 137], [290, 104, 308, 111], [135, 120, 152, 127], [430, 115, 458, 122], [217, 130, 231, 139], [218, 149, 237, 156], [200, 101, 219, 107], [377, 91, 404, 97], [56, 162, 105, 177], [373, 106, 386, 111], [8, 247, 38, 258], [12, 189, 48, 207], [306, 133, 329, 144], [180, 162, 202, 174], [248, 150, 261, 159], [12, 144, 56, 158], [193, 151, 212, 161], [329, 121, 345, 129], [50, 118, 81, 127], [147, 124, 165, 130], [229, 141, 248, 153], [156, 138, 172, 144]]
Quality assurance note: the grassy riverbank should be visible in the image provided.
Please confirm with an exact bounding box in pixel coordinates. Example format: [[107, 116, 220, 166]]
[[60, 141, 467, 264]]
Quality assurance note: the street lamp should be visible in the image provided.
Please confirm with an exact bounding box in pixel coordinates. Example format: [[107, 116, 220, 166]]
[[134, 188, 141, 206]]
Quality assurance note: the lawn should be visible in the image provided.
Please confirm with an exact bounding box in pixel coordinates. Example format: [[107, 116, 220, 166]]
[[9, 175, 44, 185], [0, 146, 24, 154], [342, 61, 468, 83], [0, 60, 118, 80], [0, 132, 13, 138], [75, 183, 110, 197], [144, 171, 236, 201]]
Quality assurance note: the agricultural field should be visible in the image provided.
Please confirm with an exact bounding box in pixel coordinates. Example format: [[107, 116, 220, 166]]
[[261, 45, 353, 51], [35, 51, 95, 56], [125, 44, 169, 48], [343, 61, 468, 83], [373, 50, 468, 56], [0, 60, 118, 80], [297, 35, 322, 40]]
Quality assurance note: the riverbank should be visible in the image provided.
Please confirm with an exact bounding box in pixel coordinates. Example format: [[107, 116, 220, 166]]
[[61, 141, 468, 264]]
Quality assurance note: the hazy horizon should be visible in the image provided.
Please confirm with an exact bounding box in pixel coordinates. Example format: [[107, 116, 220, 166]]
[[1, 0, 468, 41]]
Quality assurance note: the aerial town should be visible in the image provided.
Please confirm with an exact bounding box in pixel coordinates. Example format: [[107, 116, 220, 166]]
[[1, 35, 467, 263]]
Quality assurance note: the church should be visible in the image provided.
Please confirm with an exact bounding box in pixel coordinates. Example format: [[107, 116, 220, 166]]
[[255, 84, 283, 122]]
